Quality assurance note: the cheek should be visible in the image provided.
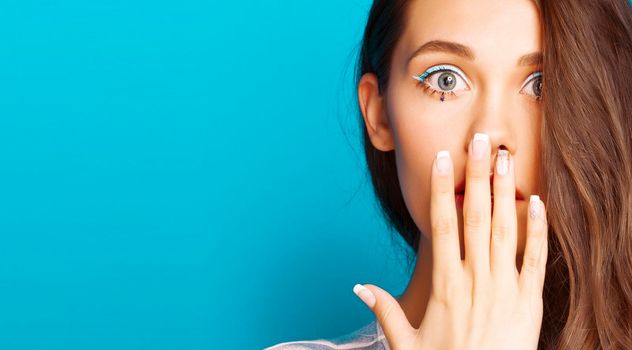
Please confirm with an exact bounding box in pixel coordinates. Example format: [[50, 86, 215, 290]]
[[387, 92, 466, 242], [389, 109, 458, 242], [393, 137, 434, 241]]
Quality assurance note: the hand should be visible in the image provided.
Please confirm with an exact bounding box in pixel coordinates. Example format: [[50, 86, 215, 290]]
[[353, 133, 548, 350]]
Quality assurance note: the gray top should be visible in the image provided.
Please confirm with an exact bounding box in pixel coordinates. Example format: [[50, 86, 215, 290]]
[[265, 319, 390, 350]]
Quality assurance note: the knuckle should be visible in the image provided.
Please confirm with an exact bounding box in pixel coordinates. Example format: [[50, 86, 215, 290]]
[[378, 301, 396, 325], [432, 215, 454, 237], [471, 274, 493, 299], [491, 222, 512, 241], [521, 254, 540, 274], [435, 177, 453, 195], [528, 226, 545, 241], [464, 209, 486, 230], [431, 279, 458, 308], [468, 168, 490, 182], [432, 270, 469, 309]]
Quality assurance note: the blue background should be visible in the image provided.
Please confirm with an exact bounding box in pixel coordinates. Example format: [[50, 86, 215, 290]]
[[0, 1, 412, 349]]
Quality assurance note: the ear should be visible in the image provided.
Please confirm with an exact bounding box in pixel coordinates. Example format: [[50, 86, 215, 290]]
[[358, 73, 395, 151]]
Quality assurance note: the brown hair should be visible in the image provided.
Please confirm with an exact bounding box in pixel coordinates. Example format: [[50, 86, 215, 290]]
[[356, 0, 632, 349]]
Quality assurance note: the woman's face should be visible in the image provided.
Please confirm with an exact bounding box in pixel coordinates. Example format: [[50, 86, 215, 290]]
[[359, 0, 543, 261]]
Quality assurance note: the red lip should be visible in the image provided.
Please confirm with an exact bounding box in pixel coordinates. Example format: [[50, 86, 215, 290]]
[[454, 174, 525, 200]]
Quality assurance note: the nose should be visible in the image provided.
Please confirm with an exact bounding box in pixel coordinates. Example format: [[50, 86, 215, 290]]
[[464, 91, 517, 164]]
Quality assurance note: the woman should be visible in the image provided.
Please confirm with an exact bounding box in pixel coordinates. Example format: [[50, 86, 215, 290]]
[[267, 0, 632, 348]]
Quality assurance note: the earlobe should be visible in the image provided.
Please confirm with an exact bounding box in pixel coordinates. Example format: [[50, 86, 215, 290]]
[[358, 73, 395, 152]]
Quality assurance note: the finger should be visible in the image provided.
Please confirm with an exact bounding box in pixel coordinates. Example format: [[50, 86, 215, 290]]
[[430, 150, 461, 280], [490, 149, 519, 278], [353, 284, 415, 344], [518, 196, 548, 295], [463, 133, 492, 275]]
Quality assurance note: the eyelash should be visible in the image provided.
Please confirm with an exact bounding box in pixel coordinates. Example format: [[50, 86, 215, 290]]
[[412, 65, 543, 102], [419, 81, 458, 101]]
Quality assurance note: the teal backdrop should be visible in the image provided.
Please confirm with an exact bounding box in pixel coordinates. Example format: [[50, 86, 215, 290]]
[[0, 1, 412, 349]]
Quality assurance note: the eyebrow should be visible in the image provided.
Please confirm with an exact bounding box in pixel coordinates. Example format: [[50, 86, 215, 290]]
[[407, 40, 543, 66]]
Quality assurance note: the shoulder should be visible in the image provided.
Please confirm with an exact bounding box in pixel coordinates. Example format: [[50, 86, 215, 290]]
[[264, 320, 389, 350]]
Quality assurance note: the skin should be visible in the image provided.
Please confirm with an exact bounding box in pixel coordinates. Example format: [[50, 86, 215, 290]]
[[356, 0, 549, 348]]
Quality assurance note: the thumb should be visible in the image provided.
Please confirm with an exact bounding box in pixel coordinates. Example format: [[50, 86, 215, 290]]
[[353, 283, 414, 346]]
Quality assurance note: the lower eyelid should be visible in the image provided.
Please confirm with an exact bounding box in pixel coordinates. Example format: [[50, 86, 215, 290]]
[[417, 81, 462, 101]]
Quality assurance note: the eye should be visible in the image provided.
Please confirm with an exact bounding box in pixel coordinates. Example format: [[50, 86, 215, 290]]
[[519, 71, 543, 101], [412, 64, 470, 102]]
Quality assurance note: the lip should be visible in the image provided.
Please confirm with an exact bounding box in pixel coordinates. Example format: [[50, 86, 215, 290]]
[[454, 173, 525, 202]]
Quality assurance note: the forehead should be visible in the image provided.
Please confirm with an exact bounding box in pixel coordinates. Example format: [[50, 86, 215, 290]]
[[398, 0, 542, 68]]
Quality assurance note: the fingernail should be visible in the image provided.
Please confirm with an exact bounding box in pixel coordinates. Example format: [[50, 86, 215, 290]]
[[353, 284, 376, 308], [496, 150, 509, 176], [472, 133, 489, 160], [529, 195, 541, 220], [436, 150, 451, 176]]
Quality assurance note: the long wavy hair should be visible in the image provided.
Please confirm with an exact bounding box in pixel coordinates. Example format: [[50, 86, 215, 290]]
[[356, 0, 632, 348]]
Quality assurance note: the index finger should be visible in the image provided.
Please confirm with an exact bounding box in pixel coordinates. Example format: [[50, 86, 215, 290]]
[[430, 150, 461, 279]]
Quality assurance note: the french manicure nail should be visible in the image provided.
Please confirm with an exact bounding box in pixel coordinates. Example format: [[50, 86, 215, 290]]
[[529, 195, 541, 220], [472, 133, 489, 160], [496, 150, 509, 176], [353, 284, 376, 308], [436, 150, 451, 176]]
